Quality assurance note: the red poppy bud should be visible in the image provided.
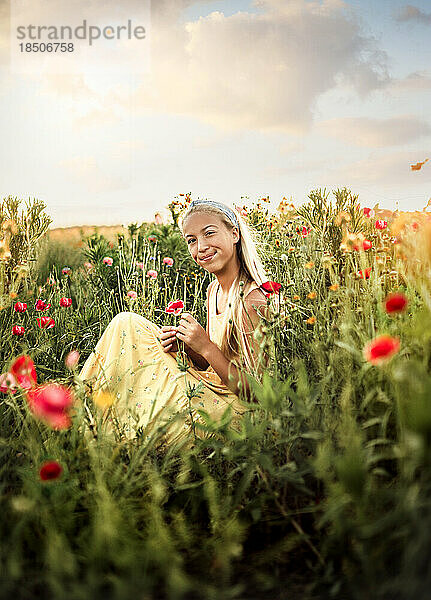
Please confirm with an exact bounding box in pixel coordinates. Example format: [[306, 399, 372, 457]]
[[39, 460, 63, 481]]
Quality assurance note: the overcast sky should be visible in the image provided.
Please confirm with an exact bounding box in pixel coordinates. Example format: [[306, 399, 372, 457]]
[[0, 0, 430, 227]]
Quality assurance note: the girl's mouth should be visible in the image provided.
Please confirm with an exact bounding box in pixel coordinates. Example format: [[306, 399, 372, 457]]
[[201, 252, 217, 263]]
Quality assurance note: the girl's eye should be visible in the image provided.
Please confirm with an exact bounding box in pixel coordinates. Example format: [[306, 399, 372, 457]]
[[187, 232, 214, 244]]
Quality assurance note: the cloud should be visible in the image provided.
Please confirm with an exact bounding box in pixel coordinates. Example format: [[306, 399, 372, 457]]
[[327, 150, 431, 185], [386, 70, 431, 92], [395, 4, 431, 24], [72, 107, 121, 130], [58, 156, 129, 192], [131, 0, 391, 134], [317, 116, 431, 147]]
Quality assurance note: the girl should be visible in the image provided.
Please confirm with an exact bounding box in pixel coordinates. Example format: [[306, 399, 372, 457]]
[[79, 199, 278, 445]]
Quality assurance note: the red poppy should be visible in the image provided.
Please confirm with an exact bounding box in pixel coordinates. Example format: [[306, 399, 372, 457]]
[[37, 317, 55, 329], [10, 355, 37, 390], [26, 383, 74, 430], [14, 302, 27, 313], [39, 460, 63, 481], [35, 299, 51, 311], [296, 226, 309, 236], [384, 292, 408, 314], [356, 268, 372, 279], [362, 239, 372, 251], [165, 300, 184, 316], [363, 335, 400, 365], [261, 281, 282, 296], [12, 325, 25, 336], [375, 220, 388, 230], [148, 235, 157, 243], [59, 297, 72, 307], [363, 207, 374, 218], [62, 267, 71, 276]]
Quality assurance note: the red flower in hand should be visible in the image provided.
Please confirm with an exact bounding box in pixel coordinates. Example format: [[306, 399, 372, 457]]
[[26, 383, 74, 430], [39, 460, 63, 481], [363, 335, 400, 365], [384, 292, 408, 314], [59, 297, 72, 307], [35, 299, 51, 311], [10, 355, 37, 390], [37, 317, 55, 329], [165, 300, 184, 316]]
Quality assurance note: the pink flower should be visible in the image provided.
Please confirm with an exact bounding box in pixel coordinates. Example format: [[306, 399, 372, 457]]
[[363, 207, 375, 218], [127, 290, 138, 299], [0, 372, 17, 394], [102, 257, 113, 266], [59, 297, 72, 307], [84, 262, 93, 271], [146, 270, 158, 279], [136, 262, 144, 270], [62, 267, 71, 276], [12, 325, 25, 336], [65, 350, 80, 370], [375, 220, 388, 230], [10, 355, 37, 390], [363, 335, 400, 366], [163, 257, 174, 267], [154, 212, 163, 225], [37, 316, 55, 329], [35, 299, 51, 311], [165, 299, 184, 316], [26, 383, 74, 430], [39, 460, 63, 481], [14, 302, 27, 313]]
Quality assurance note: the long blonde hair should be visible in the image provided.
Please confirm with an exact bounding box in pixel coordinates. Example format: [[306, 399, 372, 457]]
[[179, 201, 282, 382]]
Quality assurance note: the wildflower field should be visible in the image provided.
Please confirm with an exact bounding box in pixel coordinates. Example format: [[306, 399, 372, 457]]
[[1, 189, 431, 600]]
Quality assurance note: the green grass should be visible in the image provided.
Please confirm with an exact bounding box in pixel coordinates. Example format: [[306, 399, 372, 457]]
[[1, 190, 431, 600]]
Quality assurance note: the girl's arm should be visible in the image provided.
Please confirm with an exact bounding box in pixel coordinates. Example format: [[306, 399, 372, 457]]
[[202, 289, 270, 402], [182, 281, 214, 371], [183, 342, 209, 370]]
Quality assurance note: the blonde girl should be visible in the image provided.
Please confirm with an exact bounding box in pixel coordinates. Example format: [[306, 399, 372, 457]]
[[79, 199, 279, 445]]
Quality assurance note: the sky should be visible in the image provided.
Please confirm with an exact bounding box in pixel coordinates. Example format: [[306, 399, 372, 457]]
[[0, 0, 430, 228]]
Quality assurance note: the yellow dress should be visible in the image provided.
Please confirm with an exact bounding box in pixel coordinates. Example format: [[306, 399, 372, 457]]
[[78, 281, 261, 445]]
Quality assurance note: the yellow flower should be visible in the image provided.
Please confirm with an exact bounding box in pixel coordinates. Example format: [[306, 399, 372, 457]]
[[329, 284, 339, 291], [335, 211, 351, 226], [306, 316, 316, 325], [304, 261, 314, 269], [2, 219, 18, 235], [307, 291, 317, 300], [93, 390, 115, 408]]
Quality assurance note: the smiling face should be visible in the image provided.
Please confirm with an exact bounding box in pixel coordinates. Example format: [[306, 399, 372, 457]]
[[183, 211, 240, 273]]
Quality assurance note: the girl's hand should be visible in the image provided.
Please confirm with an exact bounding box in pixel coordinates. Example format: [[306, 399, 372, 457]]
[[175, 313, 210, 356], [159, 325, 179, 353]]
